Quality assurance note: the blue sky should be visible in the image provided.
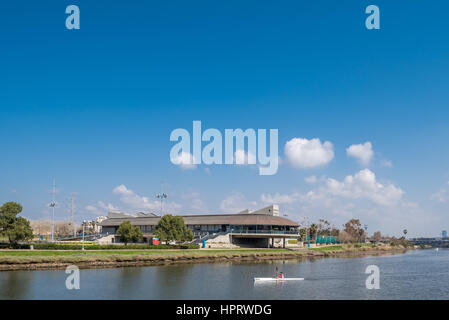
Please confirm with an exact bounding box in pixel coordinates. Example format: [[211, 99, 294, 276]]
[[1, 1, 449, 237]]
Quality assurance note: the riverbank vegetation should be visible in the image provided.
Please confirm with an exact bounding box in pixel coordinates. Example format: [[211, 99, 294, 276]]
[[0, 201, 413, 259], [310, 243, 413, 253], [0, 243, 200, 250], [0, 202, 34, 245], [0, 244, 414, 271], [116, 221, 143, 245], [153, 214, 194, 243], [0, 248, 296, 270]]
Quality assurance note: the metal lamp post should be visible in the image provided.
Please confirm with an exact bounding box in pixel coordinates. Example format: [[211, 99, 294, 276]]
[[82, 220, 86, 250], [364, 225, 368, 243], [230, 227, 233, 249], [156, 193, 168, 216], [49, 179, 57, 241]]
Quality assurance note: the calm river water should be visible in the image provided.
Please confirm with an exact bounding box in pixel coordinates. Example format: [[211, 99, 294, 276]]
[[1, 249, 448, 300]]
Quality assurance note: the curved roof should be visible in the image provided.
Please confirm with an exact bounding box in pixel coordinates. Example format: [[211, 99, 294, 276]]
[[100, 214, 298, 227]]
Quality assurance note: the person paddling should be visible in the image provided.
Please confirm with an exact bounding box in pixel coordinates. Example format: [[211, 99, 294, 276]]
[[275, 272, 285, 279]]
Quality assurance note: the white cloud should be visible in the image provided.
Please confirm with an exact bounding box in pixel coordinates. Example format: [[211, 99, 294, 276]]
[[346, 142, 374, 166], [261, 192, 300, 204], [234, 149, 256, 165], [220, 192, 257, 213], [256, 169, 421, 236], [85, 201, 119, 216], [171, 152, 197, 170], [284, 138, 334, 169], [112, 184, 157, 209], [225, 171, 446, 237], [97, 201, 119, 211], [180, 191, 208, 212], [112, 184, 181, 213], [322, 169, 403, 206], [85, 205, 101, 215], [431, 183, 449, 203], [304, 175, 318, 184], [381, 159, 393, 168], [261, 169, 403, 208]]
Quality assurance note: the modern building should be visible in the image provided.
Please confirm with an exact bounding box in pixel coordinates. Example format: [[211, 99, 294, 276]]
[[442, 230, 447, 239], [99, 205, 300, 248], [84, 216, 108, 234]]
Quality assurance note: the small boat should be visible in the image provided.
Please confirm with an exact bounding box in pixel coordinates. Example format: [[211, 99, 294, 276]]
[[254, 277, 304, 282]]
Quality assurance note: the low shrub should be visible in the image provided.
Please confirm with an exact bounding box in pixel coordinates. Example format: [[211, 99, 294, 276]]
[[0, 243, 29, 249], [0, 243, 200, 250]]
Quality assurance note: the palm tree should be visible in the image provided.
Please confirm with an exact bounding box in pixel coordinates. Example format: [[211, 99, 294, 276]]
[[310, 224, 318, 241], [299, 228, 306, 242]]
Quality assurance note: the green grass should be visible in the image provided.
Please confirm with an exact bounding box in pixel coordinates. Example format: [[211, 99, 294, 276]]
[[0, 248, 291, 258], [0, 243, 200, 250], [310, 245, 343, 251]]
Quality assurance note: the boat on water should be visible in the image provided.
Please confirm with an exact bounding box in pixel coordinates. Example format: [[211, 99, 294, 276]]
[[254, 277, 304, 282]]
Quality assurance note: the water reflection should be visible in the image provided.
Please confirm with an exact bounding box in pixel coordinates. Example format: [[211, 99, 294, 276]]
[[0, 250, 447, 300], [0, 271, 33, 299]]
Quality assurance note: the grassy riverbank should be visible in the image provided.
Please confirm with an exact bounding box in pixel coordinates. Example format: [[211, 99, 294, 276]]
[[309, 243, 411, 253], [0, 248, 296, 271], [0, 244, 412, 271]]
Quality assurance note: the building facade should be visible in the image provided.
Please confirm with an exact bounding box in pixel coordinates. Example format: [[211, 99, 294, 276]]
[[99, 205, 300, 248]]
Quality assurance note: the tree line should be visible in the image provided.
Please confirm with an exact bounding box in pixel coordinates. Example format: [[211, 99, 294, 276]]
[[1, 201, 408, 246], [299, 218, 367, 243], [0, 202, 33, 245], [0, 201, 194, 246], [117, 214, 193, 245]]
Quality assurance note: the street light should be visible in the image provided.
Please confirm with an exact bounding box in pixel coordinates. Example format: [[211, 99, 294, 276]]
[[82, 220, 86, 251], [156, 193, 168, 216], [49, 179, 57, 241], [49, 201, 56, 241], [229, 227, 233, 249]]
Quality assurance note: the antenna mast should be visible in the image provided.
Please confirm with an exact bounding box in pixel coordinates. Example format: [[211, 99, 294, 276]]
[[156, 183, 167, 216], [70, 194, 76, 237], [49, 179, 56, 241]]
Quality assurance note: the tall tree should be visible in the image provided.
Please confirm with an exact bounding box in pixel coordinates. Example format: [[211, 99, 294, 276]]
[[309, 224, 318, 241], [343, 219, 364, 243], [0, 202, 33, 245], [299, 228, 307, 241], [154, 214, 192, 244], [318, 219, 331, 236], [116, 221, 142, 245], [372, 231, 382, 242]]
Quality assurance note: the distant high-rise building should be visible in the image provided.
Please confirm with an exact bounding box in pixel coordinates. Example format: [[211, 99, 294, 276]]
[[442, 230, 447, 238]]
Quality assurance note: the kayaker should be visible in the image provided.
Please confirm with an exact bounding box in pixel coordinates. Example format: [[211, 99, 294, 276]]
[[275, 272, 285, 279]]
